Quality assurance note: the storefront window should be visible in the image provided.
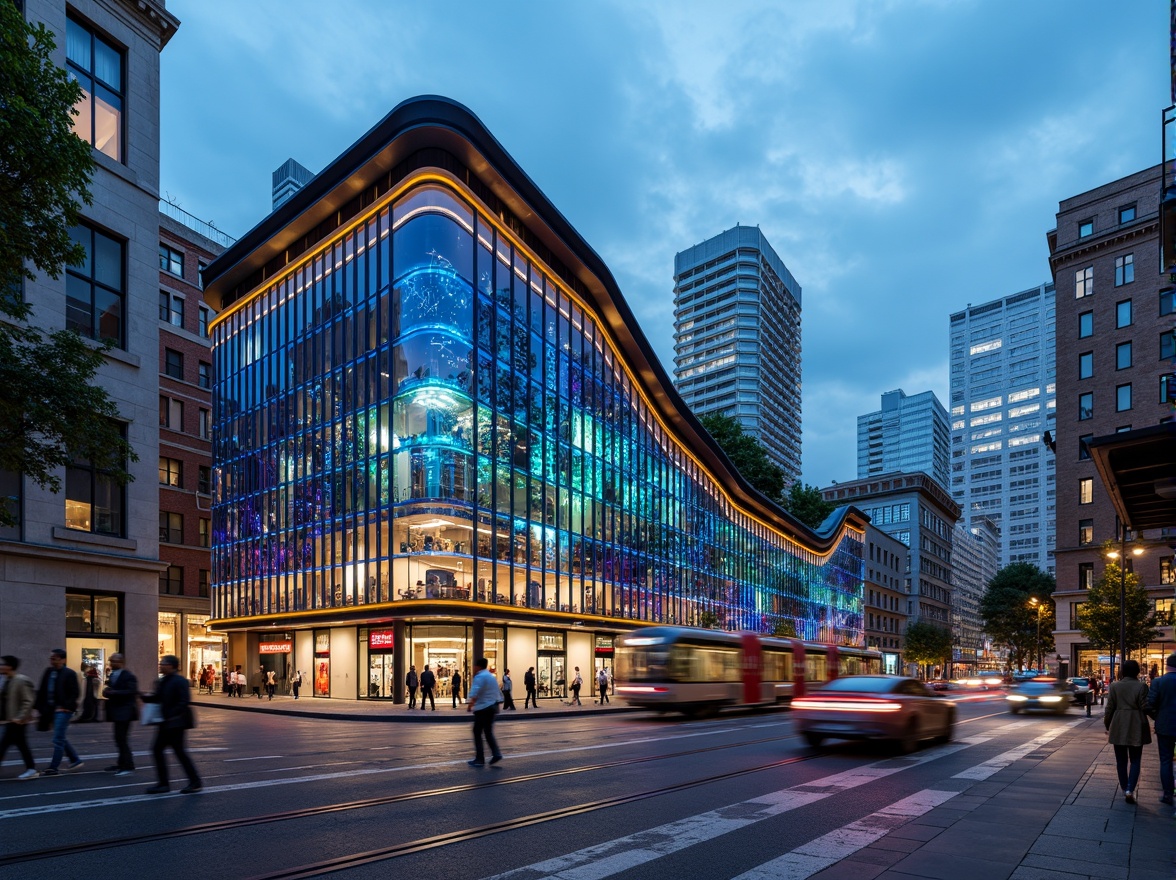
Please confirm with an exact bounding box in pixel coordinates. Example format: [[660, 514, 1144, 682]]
[[188, 614, 224, 688], [158, 612, 179, 660], [313, 631, 331, 697], [362, 627, 396, 699], [408, 624, 469, 701], [65, 591, 123, 687], [537, 630, 566, 700]]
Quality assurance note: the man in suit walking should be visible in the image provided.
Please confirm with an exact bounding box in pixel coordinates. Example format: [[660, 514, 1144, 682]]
[[102, 653, 138, 776], [34, 648, 83, 776], [419, 665, 436, 710], [145, 654, 202, 794], [1146, 651, 1176, 809], [405, 665, 418, 709]]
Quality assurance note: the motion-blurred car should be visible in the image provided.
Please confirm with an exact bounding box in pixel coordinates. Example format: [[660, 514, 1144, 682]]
[[792, 675, 956, 754], [1006, 679, 1072, 715], [1064, 677, 1093, 706]]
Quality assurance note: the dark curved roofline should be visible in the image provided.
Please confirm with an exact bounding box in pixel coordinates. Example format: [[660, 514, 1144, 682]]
[[202, 95, 867, 553]]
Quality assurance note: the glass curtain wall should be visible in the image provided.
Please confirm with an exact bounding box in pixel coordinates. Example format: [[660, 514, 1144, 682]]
[[211, 179, 863, 643]]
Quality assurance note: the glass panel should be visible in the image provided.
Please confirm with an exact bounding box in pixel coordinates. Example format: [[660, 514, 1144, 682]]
[[65, 594, 91, 632], [94, 35, 121, 91], [93, 471, 122, 535], [69, 226, 91, 274], [66, 274, 93, 337], [94, 287, 122, 344], [93, 86, 121, 161], [65, 467, 92, 531], [66, 19, 91, 68], [93, 231, 121, 290], [70, 75, 93, 145]]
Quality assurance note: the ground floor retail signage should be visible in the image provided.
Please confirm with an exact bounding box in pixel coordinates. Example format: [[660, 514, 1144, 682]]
[[369, 630, 395, 650], [259, 642, 292, 654]]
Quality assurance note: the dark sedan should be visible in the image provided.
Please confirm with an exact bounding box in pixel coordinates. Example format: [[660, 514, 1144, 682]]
[[791, 675, 956, 754], [1006, 679, 1071, 715]]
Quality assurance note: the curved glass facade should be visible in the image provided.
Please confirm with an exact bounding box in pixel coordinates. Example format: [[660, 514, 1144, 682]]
[[211, 176, 864, 643]]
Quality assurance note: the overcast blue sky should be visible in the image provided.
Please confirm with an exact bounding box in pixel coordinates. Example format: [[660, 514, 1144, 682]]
[[160, 0, 1168, 489]]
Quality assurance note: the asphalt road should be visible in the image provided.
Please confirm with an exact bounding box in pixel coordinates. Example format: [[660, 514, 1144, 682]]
[[0, 696, 1102, 880]]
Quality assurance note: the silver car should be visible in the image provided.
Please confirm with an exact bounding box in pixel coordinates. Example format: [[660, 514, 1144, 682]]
[[791, 675, 957, 754]]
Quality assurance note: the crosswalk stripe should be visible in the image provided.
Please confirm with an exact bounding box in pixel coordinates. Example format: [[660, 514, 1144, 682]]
[[481, 734, 995, 880], [483, 719, 1084, 880], [731, 788, 959, 880]]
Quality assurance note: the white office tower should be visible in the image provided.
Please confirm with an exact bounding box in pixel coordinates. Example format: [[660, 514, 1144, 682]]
[[673, 225, 802, 484], [949, 284, 1056, 575], [857, 389, 951, 488]]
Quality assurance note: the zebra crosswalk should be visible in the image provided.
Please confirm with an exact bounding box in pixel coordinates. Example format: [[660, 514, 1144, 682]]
[[484, 719, 1083, 880]]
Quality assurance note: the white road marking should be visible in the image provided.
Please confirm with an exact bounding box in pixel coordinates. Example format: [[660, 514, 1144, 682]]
[[1, 747, 226, 769], [481, 719, 1082, 880], [480, 735, 995, 880], [224, 755, 284, 762], [731, 788, 959, 880]]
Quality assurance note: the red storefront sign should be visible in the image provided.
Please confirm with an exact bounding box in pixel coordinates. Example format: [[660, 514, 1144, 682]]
[[259, 642, 292, 654], [369, 630, 395, 650]]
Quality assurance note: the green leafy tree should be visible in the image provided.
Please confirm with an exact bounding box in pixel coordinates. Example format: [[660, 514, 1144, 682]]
[[903, 621, 952, 675], [0, 3, 133, 526], [772, 618, 797, 638], [979, 563, 1056, 671], [699, 413, 785, 502], [1077, 554, 1162, 675], [697, 609, 719, 630], [780, 481, 835, 530]]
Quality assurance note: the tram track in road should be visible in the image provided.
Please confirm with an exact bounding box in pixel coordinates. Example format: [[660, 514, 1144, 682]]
[[0, 729, 801, 868]]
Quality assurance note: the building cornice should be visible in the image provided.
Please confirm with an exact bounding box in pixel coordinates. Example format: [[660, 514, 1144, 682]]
[[118, 0, 180, 49]]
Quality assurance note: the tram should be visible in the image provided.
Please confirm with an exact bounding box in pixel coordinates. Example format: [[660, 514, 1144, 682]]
[[613, 626, 882, 715]]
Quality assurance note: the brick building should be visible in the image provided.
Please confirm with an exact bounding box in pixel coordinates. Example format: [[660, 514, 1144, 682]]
[[157, 202, 230, 683], [1047, 166, 1176, 680]]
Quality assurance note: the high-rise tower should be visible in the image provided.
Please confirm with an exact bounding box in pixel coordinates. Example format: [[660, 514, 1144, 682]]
[[948, 284, 1057, 575], [673, 225, 802, 484], [857, 389, 951, 488]]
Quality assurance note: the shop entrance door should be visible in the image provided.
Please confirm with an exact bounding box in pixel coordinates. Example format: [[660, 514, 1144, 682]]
[[367, 654, 394, 699], [259, 653, 289, 694], [537, 654, 565, 701]]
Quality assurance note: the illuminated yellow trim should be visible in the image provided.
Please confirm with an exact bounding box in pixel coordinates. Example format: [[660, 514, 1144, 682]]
[[210, 171, 863, 560]]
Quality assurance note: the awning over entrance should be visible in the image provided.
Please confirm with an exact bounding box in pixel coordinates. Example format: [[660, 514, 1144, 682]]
[[1087, 421, 1176, 532]]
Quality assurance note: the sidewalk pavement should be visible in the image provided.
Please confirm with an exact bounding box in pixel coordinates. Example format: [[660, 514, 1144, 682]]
[[811, 718, 1174, 880], [192, 691, 633, 722]]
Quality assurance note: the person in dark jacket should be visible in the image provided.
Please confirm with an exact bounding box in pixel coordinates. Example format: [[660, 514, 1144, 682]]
[[451, 670, 462, 708], [78, 665, 100, 722], [34, 649, 83, 776], [419, 665, 436, 710], [405, 665, 418, 709], [101, 653, 138, 775], [1146, 652, 1176, 808], [1105, 659, 1151, 804], [144, 654, 201, 794], [524, 667, 537, 708]]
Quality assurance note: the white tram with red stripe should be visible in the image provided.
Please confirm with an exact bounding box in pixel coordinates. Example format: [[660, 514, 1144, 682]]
[[613, 627, 882, 715]]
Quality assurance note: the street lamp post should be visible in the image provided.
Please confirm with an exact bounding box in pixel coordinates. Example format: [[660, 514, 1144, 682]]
[[1029, 597, 1044, 674], [1106, 532, 1143, 681]]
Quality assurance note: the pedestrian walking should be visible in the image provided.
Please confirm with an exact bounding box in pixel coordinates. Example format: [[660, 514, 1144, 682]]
[[451, 670, 462, 708], [34, 648, 83, 776], [501, 669, 515, 710], [251, 666, 264, 699], [234, 666, 245, 697], [570, 667, 583, 706], [420, 665, 436, 710], [292, 670, 303, 700], [101, 653, 138, 776], [1105, 659, 1152, 804], [524, 666, 537, 708], [596, 667, 610, 704], [406, 665, 418, 708], [1145, 651, 1176, 809], [466, 657, 503, 767], [265, 669, 276, 700], [144, 654, 202, 794], [0, 655, 39, 779]]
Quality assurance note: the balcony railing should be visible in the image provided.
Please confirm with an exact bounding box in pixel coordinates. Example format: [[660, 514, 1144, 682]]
[[160, 200, 236, 249]]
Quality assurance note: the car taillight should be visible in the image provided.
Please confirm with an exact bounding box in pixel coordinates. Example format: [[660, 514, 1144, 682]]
[[792, 697, 903, 712]]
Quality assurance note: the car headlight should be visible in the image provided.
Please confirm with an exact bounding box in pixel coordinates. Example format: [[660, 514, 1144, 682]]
[[1007, 695, 1027, 702], [1039, 695, 1062, 703]]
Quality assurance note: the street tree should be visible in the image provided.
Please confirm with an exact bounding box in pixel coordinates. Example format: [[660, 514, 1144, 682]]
[[903, 621, 953, 677], [771, 619, 797, 638], [979, 563, 1056, 671], [698, 413, 786, 502], [0, 3, 134, 526], [1076, 555, 1161, 674], [780, 481, 835, 530]]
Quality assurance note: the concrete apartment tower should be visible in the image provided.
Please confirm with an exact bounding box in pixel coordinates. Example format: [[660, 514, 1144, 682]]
[[857, 389, 951, 488], [0, 0, 179, 674], [948, 284, 1057, 576], [673, 225, 802, 485], [1047, 166, 1175, 681]]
